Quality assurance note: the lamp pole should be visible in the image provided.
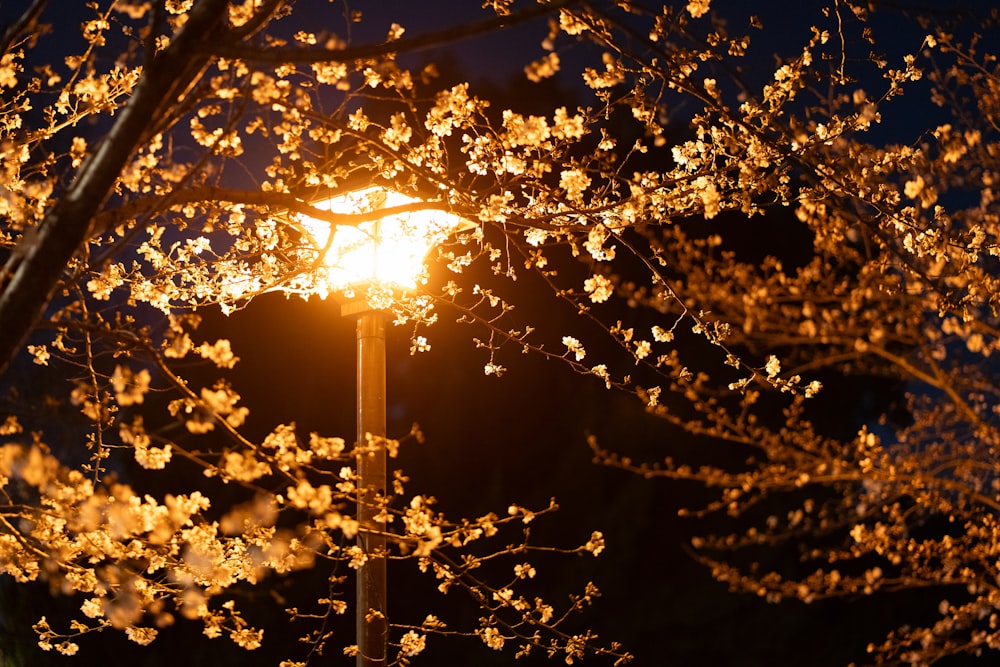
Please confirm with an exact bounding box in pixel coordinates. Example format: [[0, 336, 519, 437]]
[[355, 307, 388, 667], [292, 185, 474, 665]]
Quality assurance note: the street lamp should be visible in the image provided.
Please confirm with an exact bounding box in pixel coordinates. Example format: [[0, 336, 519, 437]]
[[295, 186, 474, 667]]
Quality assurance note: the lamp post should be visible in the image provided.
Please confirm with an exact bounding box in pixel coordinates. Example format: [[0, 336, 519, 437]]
[[355, 306, 387, 667], [296, 187, 473, 667]]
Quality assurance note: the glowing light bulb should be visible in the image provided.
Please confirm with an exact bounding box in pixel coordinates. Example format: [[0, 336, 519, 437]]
[[298, 187, 475, 293]]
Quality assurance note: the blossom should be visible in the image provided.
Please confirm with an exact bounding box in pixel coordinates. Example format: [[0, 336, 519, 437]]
[[285, 480, 333, 514], [400, 630, 426, 656], [480, 626, 505, 650], [0, 53, 19, 89], [695, 176, 721, 219], [514, 563, 536, 579], [56, 642, 79, 656], [645, 386, 662, 407], [309, 433, 346, 459], [382, 112, 412, 149], [525, 52, 560, 82], [502, 110, 551, 147], [590, 364, 611, 388], [0, 415, 21, 435], [197, 383, 249, 429], [27, 344, 49, 365], [87, 263, 126, 300], [347, 108, 369, 132], [134, 442, 173, 470], [484, 362, 506, 376], [479, 191, 514, 222], [558, 9, 588, 35], [125, 626, 158, 645], [80, 598, 103, 618], [764, 355, 781, 379], [165, 0, 193, 13], [230, 627, 263, 650], [686, 0, 711, 18], [652, 326, 674, 342], [582, 53, 625, 89], [804, 380, 823, 398], [410, 336, 431, 354], [425, 83, 479, 137], [524, 228, 548, 246], [585, 224, 616, 261], [552, 106, 586, 140], [584, 531, 605, 556], [219, 450, 271, 482], [583, 274, 613, 303], [111, 365, 151, 406], [562, 336, 586, 361], [195, 339, 239, 368], [535, 599, 554, 623]]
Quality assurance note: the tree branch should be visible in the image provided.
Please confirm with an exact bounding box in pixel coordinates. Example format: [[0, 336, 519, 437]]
[[92, 186, 458, 233], [204, 0, 575, 63], [0, 0, 46, 57]]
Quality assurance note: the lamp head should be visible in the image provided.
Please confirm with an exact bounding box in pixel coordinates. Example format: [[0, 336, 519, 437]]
[[297, 186, 475, 300]]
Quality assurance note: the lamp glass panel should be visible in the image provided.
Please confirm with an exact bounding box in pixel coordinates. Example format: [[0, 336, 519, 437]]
[[299, 187, 473, 291]]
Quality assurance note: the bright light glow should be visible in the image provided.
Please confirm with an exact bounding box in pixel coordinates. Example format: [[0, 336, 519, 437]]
[[297, 187, 475, 292]]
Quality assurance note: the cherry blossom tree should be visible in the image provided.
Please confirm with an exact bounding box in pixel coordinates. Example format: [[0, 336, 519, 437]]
[[0, 0, 998, 665], [579, 3, 1000, 665]]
